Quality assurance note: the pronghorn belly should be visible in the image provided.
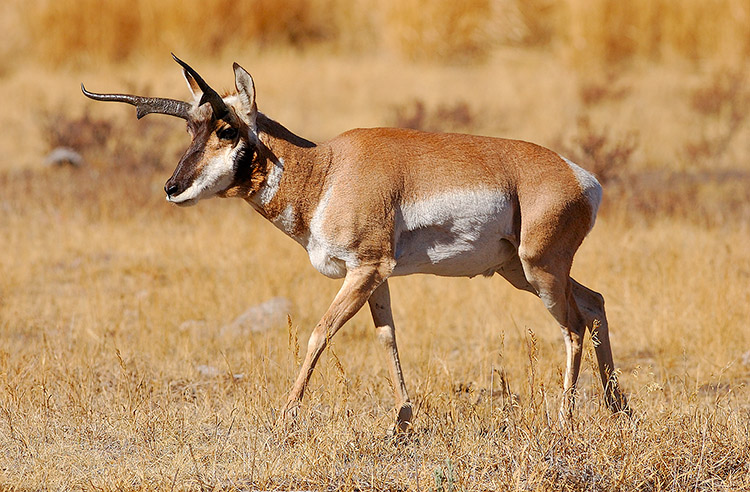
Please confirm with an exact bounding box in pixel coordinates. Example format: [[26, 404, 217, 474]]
[[391, 189, 517, 278]]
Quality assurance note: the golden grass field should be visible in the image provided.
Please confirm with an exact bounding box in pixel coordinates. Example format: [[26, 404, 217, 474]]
[[2, 1, 750, 490]]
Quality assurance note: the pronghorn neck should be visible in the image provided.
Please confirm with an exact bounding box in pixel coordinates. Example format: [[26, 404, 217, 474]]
[[245, 113, 327, 242]]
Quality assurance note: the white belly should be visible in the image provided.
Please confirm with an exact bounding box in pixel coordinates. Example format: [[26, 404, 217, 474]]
[[391, 189, 516, 277]]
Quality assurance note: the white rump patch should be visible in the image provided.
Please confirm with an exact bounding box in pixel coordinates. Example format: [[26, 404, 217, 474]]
[[392, 189, 516, 277], [560, 155, 602, 229]]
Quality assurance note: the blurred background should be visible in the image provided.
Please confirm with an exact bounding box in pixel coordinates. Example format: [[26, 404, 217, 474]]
[[1, 0, 749, 363], [6, 0, 750, 66], [2, 0, 749, 223]]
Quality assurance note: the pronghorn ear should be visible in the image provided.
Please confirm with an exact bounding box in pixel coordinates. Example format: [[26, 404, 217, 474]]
[[182, 68, 202, 103], [233, 63, 257, 128]]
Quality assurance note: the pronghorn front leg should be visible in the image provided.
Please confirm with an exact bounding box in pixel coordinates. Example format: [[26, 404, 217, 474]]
[[281, 263, 391, 424], [368, 281, 413, 433]]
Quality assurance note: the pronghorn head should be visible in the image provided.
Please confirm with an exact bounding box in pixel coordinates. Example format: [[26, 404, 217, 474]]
[[82, 54, 262, 206]]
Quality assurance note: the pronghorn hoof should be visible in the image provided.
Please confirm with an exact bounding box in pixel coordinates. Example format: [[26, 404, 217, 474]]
[[277, 401, 301, 429], [394, 403, 414, 434]]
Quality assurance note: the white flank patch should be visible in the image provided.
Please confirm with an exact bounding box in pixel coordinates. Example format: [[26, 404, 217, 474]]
[[560, 155, 603, 229], [168, 146, 239, 205], [305, 186, 359, 279], [392, 188, 516, 278], [257, 158, 284, 207]]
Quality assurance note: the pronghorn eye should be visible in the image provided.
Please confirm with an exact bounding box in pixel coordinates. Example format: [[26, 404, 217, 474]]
[[217, 127, 238, 141]]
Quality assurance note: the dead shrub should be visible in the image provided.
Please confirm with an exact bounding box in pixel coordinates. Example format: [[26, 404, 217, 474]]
[[618, 170, 750, 227], [35, 109, 186, 219], [515, 0, 560, 47], [559, 115, 750, 226], [565, 0, 750, 67], [578, 73, 631, 107], [41, 110, 180, 173], [43, 111, 114, 159], [560, 116, 638, 186], [390, 99, 477, 133], [23, 0, 337, 66], [11, 0, 750, 68], [686, 68, 749, 161]]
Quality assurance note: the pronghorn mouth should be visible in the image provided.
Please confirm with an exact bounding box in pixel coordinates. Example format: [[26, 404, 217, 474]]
[[166, 195, 198, 207]]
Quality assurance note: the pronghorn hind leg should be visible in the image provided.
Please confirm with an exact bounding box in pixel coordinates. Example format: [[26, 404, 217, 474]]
[[570, 279, 631, 415], [368, 280, 413, 433], [280, 264, 390, 426], [519, 252, 585, 422], [496, 247, 537, 295]]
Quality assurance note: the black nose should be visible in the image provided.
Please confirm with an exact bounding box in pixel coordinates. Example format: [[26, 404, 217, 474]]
[[165, 183, 179, 197]]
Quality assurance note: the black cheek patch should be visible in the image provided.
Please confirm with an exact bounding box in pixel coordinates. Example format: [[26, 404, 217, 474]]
[[235, 142, 257, 168]]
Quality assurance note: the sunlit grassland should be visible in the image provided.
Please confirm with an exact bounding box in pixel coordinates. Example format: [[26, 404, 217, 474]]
[[2, 160, 749, 490], [2, 1, 750, 489]]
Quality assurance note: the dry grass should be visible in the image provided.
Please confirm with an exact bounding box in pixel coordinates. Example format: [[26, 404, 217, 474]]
[[3, 160, 750, 490], [2, 1, 750, 490], [2, 155, 750, 490]]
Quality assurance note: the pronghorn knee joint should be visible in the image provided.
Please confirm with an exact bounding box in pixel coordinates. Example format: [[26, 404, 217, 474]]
[[376, 326, 395, 348]]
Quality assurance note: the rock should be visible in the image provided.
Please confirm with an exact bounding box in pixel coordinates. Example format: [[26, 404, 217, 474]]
[[196, 364, 244, 381], [196, 364, 220, 377], [178, 319, 207, 333], [221, 297, 293, 336], [44, 147, 83, 167]]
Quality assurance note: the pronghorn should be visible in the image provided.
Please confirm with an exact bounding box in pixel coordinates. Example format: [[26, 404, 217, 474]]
[[82, 55, 630, 431]]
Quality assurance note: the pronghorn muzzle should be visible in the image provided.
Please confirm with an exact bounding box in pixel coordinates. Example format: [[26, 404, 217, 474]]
[[163, 136, 207, 202]]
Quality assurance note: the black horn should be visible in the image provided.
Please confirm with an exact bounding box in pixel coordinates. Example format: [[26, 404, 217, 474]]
[[81, 84, 190, 120], [171, 53, 229, 120]]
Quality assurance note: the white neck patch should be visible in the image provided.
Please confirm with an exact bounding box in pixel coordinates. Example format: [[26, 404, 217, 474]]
[[256, 157, 284, 207]]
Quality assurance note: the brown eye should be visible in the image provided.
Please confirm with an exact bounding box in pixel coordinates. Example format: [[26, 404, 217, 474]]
[[217, 127, 238, 140]]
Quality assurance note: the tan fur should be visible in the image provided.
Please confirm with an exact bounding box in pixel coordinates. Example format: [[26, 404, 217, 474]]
[[236, 125, 594, 270]]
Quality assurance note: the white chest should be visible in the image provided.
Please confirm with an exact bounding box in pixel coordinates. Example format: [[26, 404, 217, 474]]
[[304, 187, 357, 279]]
